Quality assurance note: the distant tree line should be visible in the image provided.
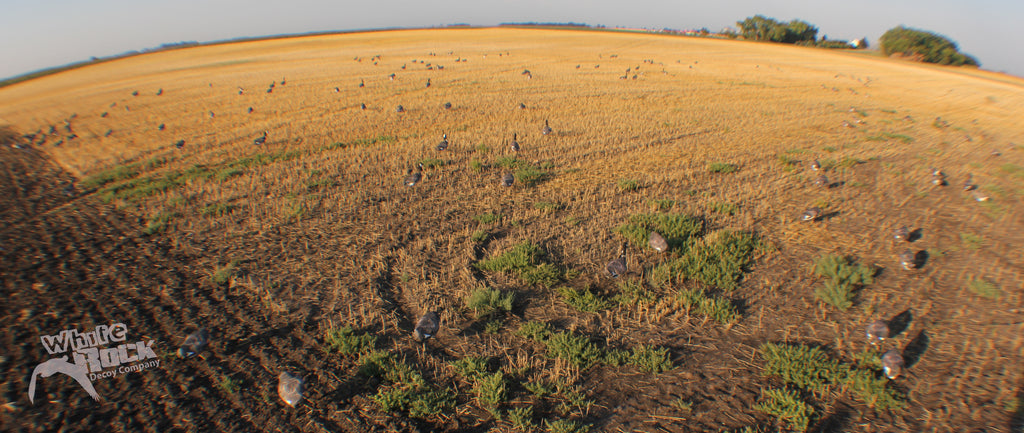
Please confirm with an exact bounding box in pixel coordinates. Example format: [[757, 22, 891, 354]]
[[499, 22, 591, 28], [879, 26, 978, 67]]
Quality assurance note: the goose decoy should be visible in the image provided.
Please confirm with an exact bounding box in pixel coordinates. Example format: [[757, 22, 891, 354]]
[[542, 119, 552, 136], [104, 129, 113, 137], [606, 243, 627, 278], [893, 226, 909, 242], [648, 231, 668, 252], [280, 78, 286, 85], [413, 311, 440, 341], [277, 372, 305, 407], [444, 102, 452, 109], [801, 207, 822, 222], [253, 131, 267, 146], [174, 139, 185, 149], [962, 174, 975, 191], [396, 105, 405, 113], [811, 160, 821, 171], [501, 173, 514, 187], [101, 111, 108, 118], [177, 328, 209, 358], [866, 320, 890, 345], [436, 133, 448, 151], [132, 90, 139, 96], [266, 87, 273, 93], [404, 163, 423, 186], [881, 349, 904, 379], [899, 250, 917, 270], [931, 169, 946, 186], [814, 175, 830, 188], [158, 123, 165, 131], [510, 133, 520, 152]]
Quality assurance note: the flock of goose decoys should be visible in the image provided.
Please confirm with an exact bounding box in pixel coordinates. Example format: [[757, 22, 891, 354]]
[[791, 153, 997, 381], [399, 119, 554, 189], [14, 51, 1006, 414]]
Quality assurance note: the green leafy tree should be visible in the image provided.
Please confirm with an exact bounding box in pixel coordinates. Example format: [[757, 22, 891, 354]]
[[879, 26, 979, 66], [737, 15, 817, 44]]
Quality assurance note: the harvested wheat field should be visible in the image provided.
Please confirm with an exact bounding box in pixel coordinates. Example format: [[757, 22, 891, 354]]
[[1, 27, 1023, 432]]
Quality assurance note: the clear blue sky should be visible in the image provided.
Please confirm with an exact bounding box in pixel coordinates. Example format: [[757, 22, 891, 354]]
[[1, 0, 1021, 80]]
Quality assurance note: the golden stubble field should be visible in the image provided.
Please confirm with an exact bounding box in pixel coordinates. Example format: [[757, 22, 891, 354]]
[[1, 27, 1022, 432]]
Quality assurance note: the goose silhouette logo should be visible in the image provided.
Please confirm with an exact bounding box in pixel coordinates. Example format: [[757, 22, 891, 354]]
[[28, 323, 161, 404]]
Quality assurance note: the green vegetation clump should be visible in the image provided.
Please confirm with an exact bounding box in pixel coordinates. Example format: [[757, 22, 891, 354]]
[[759, 343, 904, 410], [200, 202, 235, 217], [96, 151, 301, 202], [360, 351, 456, 418], [465, 286, 514, 317], [517, 321, 673, 372], [557, 286, 613, 312], [628, 345, 673, 373], [676, 288, 739, 323], [473, 372, 507, 410], [218, 376, 242, 394], [325, 326, 377, 355], [516, 166, 549, 187], [812, 255, 874, 311], [879, 26, 979, 66], [612, 278, 655, 305], [866, 132, 914, 144], [614, 213, 703, 251], [755, 388, 813, 432], [648, 199, 676, 211], [507, 406, 536, 431], [709, 162, 738, 173], [617, 179, 642, 191], [655, 230, 758, 291], [450, 356, 490, 380], [212, 261, 238, 286], [475, 241, 562, 287], [418, 157, 447, 168], [710, 201, 738, 215], [776, 154, 800, 171], [544, 419, 591, 433], [472, 212, 502, 224], [142, 211, 176, 235], [968, 279, 1001, 299]]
